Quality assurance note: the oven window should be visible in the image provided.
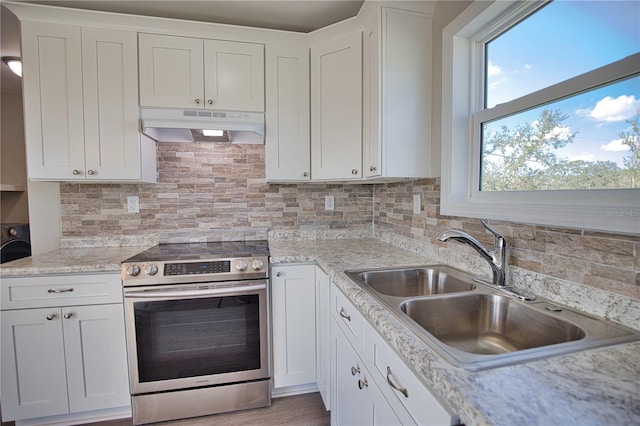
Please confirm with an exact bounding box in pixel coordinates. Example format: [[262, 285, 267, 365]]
[[134, 295, 261, 382]]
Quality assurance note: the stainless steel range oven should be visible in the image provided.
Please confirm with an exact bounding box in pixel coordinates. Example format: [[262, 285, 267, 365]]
[[121, 241, 270, 425]]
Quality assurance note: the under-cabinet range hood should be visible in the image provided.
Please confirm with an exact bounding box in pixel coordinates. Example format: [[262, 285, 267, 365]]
[[141, 108, 264, 144]]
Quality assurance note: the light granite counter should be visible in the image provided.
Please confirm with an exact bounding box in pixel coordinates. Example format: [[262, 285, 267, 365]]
[[269, 238, 640, 426], [0, 246, 150, 276]]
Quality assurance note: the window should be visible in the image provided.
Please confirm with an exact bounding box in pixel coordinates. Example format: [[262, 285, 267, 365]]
[[441, 0, 640, 233]]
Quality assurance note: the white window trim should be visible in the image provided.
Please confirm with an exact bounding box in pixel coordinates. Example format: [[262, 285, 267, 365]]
[[441, 0, 640, 235]]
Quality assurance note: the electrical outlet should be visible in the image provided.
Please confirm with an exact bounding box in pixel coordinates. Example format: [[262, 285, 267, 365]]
[[127, 196, 140, 213], [413, 194, 421, 215], [325, 195, 335, 211]]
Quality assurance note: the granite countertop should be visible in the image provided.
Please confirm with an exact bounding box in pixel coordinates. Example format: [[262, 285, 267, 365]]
[[0, 245, 150, 276], [268, 238, 640, 426], [1, 238, 638, 425]]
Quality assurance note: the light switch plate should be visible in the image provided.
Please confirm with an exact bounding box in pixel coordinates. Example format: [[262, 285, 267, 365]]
[[325, 195, 335, 211], [413, 194, 421, 215]]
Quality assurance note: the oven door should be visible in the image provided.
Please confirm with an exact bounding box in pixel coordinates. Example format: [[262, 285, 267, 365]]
[[123, 280, 270, 395]]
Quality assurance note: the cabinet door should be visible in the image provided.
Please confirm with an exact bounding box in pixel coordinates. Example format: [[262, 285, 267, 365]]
[[204, 40, 264, 111], [265, 45, 311, 181], [311, 32, 363, 180], [362, 11, 382, 178], [1, 308, 69, 421], [82, 28, 141, 180], [332, 319, 402, 426], [315, 267, 331, 409], [271, 265, 317, 388], [139, 34, 204, 108], [21, 21, 85, 180], [63, 304, 130, 412]]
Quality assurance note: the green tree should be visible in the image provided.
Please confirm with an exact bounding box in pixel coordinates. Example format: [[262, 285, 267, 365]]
[[618, 110, 640, 188], [482, 108, 577, 190]]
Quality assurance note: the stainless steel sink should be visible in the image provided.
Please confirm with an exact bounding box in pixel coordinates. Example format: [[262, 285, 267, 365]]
[[344, 265, 640, 370], [345, 266, 476, 298]]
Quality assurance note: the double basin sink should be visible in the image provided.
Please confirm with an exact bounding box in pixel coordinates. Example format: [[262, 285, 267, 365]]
[[344, 265, 640, 370]]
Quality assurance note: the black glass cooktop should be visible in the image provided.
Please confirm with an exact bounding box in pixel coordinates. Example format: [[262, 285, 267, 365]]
[[124, 240, 269, 263]]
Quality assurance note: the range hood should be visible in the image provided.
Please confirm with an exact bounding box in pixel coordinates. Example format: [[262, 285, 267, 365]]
[[141, 108, 264, 144]]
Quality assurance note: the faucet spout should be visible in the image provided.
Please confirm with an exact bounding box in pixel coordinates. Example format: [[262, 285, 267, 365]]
[[437, 220, 509, 287]]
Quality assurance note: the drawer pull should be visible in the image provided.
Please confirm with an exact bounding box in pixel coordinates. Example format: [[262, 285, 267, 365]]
[[386, 366, 409, 398], [63, 312, 73, 319], [48, 288, 74, 294], [351, 365, 360, 376], [339, 307, 351, 321], [46, 313, 56, 321], [358, 378, 368, 390]]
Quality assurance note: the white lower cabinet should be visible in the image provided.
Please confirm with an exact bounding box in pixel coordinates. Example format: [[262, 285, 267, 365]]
[[330, 281, 458, 426], [0, 274, 130, 422], [271, 264, 317, 389], [315, 267, 331, 409]]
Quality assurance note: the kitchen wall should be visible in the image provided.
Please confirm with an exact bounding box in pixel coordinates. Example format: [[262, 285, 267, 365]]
[[374, 179, 640, 300], [60, 142, 373, 238]]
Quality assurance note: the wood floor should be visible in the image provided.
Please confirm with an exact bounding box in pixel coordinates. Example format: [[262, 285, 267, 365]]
[[91, 393, 330, 426]]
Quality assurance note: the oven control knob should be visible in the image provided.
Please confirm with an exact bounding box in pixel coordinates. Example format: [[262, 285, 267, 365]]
[[126, 265, 141, 276], [235, 260, 248, 272], [145, 264, 159, 276], [251, 259, 264, 271]]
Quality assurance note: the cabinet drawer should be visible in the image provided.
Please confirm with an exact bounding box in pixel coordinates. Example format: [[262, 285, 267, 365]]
[[331, 283, 365, 354], [365, 325, 457, 426], [1, 274, 122, 309]]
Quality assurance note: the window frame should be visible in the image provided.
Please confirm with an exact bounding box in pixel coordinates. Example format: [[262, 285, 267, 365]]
[[441, 0, 640, 234]]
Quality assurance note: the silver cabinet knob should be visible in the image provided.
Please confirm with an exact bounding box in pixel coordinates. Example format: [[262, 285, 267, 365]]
[[63, 312, 73, 319], [303, 172, 309, 177], [46, 313, 57, 321], [351, 365, 360, 376], [351, 169, 358, 175], [370, 166, 377, 172], [194, 98, 201, 104], [72, 169, 82, 175], [87, 169, 96, 175], [358, 378, 368, 390], [275, 271, 282, 277], [339, 307, 351, 321], [207, 99, 214, 105], [127, 265, 141, 276]]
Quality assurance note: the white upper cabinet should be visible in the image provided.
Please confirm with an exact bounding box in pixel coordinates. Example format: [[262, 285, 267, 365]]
[[139, 34, 264, 111], [362, 7, 433, 179], [265, 45, 311, 182], [21, 22, 156, 182], [311, 32, 363, 181]]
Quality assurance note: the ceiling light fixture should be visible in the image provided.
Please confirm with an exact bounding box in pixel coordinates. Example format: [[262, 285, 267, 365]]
[[2, 56, 22, 77]]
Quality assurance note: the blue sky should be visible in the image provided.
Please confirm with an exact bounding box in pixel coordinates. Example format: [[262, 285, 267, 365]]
[[485, 0, 640, 168]]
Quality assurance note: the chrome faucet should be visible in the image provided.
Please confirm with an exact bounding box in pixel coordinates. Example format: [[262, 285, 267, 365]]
[[436, 220, 509, 287]]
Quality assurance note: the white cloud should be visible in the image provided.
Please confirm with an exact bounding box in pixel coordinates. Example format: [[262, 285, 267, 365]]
[[546, 125, 572, 140], [601, 138, 630, 152], [524, 64, 533, 71], [570, 152, 596, 162], [487, 62, 502, 77], [587, 95, 640, 123]]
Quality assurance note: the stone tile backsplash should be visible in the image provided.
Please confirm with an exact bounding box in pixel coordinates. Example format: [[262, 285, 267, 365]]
[[59, 144, 638, 299]]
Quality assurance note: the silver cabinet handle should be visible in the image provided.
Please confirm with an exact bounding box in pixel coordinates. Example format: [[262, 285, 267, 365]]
[[351, 365, 360, 376], [358, 378, 368, 390], [48, 288, 74, 293], [275, 272, 282, 277], [339, 307, 351, 321], [194, 98, 201, 104], [351, 169, 358, 175], [386, 366, 409, 398], [63, 312, 73, 319], [303, 172, 309, 177], [46, 313, 56, 321], [207, 99, 214, 105], [370, 165, 377, 172], [72, 169, 82, 175], [87, 169, 96, 175]]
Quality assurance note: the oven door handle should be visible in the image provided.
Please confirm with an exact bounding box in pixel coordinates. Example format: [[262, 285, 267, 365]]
[[124, 283, 266, 299]]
